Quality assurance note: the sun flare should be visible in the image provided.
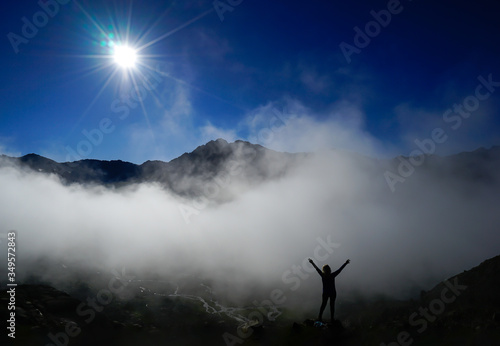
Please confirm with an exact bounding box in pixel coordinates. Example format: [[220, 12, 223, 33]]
[[113, 44, 137, 68]]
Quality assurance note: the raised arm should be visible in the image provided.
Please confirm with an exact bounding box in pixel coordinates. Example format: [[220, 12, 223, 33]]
[[308, 258, 322, 276], [333, 259, 350, 276]]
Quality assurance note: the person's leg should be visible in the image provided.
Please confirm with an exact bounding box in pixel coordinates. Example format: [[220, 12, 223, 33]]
[[330, 294, 337, 322], [318, 294, 328, 321]]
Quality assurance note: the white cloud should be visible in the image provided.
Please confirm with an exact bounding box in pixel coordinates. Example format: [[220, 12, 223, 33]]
[[242, 98, 389, 157], [159, 84, 194, 134], [1, 145, 499, 305]]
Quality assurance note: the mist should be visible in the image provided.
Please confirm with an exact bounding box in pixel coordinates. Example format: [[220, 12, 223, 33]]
[[1, 146, 499, 314]]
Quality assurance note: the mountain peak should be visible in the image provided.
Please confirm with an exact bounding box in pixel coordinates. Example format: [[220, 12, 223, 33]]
[[213, 138, 228, 145], [21, 153, 51, 161], [19, 153, 58, 166], [198, 138, 229, 150], [182, 138, 231, 160]]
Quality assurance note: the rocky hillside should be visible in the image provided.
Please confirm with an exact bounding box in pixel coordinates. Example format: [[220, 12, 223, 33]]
[[338, 254, 500, 346], [3, 254, 499, 345]]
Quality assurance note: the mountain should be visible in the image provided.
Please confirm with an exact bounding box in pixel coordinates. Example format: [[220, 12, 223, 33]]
[[343, 254, 500, 345], [2, 142, 500, 345], [0, 139, 300, 197], [1, 141, 500, 197], [138, 139, 300, 197]]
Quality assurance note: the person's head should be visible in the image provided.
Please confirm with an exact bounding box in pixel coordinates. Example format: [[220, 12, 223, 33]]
[[322, 264, 331, 274]]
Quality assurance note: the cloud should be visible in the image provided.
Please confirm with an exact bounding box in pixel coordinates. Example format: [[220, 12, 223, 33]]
[[1, 141, 499, 310], [159, 83, 194, 134], [242, 98, 389, 157]]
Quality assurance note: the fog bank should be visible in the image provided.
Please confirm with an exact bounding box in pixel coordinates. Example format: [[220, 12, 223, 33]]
[[1, 148, 499, 307]]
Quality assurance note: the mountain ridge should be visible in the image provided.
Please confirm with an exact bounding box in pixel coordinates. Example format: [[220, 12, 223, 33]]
[[7, 140, 500, 165], [0, 139, 300, 197], [1, 141, 500, 197]]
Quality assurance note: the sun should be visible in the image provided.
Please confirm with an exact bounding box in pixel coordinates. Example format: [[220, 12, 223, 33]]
[[113, 44, 137, 68]]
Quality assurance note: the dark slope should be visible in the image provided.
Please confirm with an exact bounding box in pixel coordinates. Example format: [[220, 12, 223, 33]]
[[0, 139, 300, 197], [335, 254, 500, 346], [2, 153, 140, 186], [3, 254, 499, 346], [274, 254, 500, 346], [139, 139, 299, 196]]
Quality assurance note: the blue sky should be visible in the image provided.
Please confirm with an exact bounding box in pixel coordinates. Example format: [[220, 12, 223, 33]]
[[1, 0, 499, 163]]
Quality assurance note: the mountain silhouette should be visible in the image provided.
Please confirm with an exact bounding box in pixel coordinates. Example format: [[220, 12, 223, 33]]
[[1, 141, 499, 197], [0, 139, 300, 197]]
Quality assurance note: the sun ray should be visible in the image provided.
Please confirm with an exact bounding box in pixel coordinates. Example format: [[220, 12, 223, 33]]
[[132, 7, 174, 51], [73, 1, 110, 44], [129, 71, 156, 143], [136, 8, 214, 51], [61, 61, 115, 89], [64, 1, 242, 158], [125, 0, 133, 44], [66, 67, 121, 139], [154, 68, 246, 112]]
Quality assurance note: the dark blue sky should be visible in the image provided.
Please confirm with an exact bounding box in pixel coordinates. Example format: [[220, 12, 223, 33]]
[[1, 0, 499, 163]]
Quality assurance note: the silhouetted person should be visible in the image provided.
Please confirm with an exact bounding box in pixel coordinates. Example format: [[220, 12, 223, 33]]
[[309, 258, 350, 322]]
